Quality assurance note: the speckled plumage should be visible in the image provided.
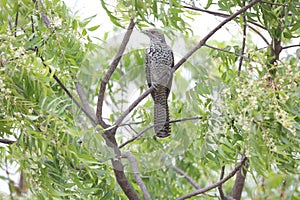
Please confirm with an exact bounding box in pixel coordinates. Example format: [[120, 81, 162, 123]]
[[142, 29, 174, 138]]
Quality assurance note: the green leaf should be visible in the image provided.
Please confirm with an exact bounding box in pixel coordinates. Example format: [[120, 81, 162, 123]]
[[88, 25, 100, 31], [204, 0, 213, 9], [100, 0, 124, 28], [283, 31, 293, 39], [291, 20, 300, 31]]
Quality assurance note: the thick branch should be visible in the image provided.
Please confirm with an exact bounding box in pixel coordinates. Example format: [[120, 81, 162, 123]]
[[172, 165, 200, 190], [122, 151, 151, 200], [102, 130, 140, 200], [96, 19, 135, 128], [119, 116, 202, 148], [177, 157, 247, 200], [230, 158, 249, 200], [173, 0, 262, 72]]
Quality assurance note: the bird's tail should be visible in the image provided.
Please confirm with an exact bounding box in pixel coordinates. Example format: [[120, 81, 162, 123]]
[[153, 85, 170, 138]]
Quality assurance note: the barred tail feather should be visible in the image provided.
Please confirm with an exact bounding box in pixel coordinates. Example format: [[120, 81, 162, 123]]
[[153, 85, 170, 138]]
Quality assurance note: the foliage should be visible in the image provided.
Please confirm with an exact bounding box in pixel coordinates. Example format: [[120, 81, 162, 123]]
[[0, 0, 299, 199]]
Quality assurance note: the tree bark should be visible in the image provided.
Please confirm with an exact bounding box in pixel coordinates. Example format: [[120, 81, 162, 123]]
[[102, 130, 140, 200], [230, 158, 249, 200]]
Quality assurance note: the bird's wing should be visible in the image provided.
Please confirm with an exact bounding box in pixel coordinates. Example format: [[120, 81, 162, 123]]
[[166, 50, 174, 97], [145, 48, 155, 99], [145, 48, 152, 88]]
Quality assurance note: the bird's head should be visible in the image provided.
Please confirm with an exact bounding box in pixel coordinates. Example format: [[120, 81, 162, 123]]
[[142, 29, 166, 43]]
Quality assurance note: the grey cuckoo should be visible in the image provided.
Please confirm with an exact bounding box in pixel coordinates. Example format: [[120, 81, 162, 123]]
[[142, 29, 174, 138]]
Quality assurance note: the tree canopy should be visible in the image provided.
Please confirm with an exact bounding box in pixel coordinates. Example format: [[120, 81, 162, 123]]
[[0, 0, 299, 199]]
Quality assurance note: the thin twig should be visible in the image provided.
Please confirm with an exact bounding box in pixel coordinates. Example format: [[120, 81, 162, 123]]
[[172, 165, 200, 189], [39, 56, 97, 125], [96, 18, 135, 128], [248, 25, 270, 45], [182, 4, 229, 18], [14, 7, 19, 37], [173, 0, 263, 72], [30, 4, 97, 125], [122, 151, 151, 200], [282, 44, 300, 50], [119, 120, 146, 127], [119, 116, 202, 148], [0, 138, 16, 145], [177, 157, 247, 200], [127, 124, 139, 135], [261, 0, 300, 8], [204, 44, 253, 61], [238, 0, 247, 76], [181, 2, 266, 30]]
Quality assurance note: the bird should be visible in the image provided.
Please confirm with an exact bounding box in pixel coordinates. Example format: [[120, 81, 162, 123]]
[[142, 29, 174, 138]]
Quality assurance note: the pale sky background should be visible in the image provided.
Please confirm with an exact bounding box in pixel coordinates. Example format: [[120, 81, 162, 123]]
[[0, 0, 286, 195]]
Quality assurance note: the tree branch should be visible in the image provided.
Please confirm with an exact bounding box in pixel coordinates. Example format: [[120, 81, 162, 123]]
[[39, 56, 97, 125], [218, 165, 226, 200], [122, 151, 151, 200], [204, 44, 246, 58], [172, 165, 200, 190], [177, 157, 247, 200], [74, 78, 97, 126], [29, 3, 97, 125], [173, 0, 263, 72], [113, 0, 261, 135], [102, 130, 140, 200], [261, 0, 300, 8], [0, 138, 16, 145], [248, 25, 270, 45], [96, 18, 135, 128], [181, 1, 266, 30], [204, 44, 263, 65], [119, 121, 146, 127], [114, 87, 153, 128], [230, 158, 249, 200], [119, 116, 202, 149], [238, 0, 247, 76], [282, 44, 300, 50]]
